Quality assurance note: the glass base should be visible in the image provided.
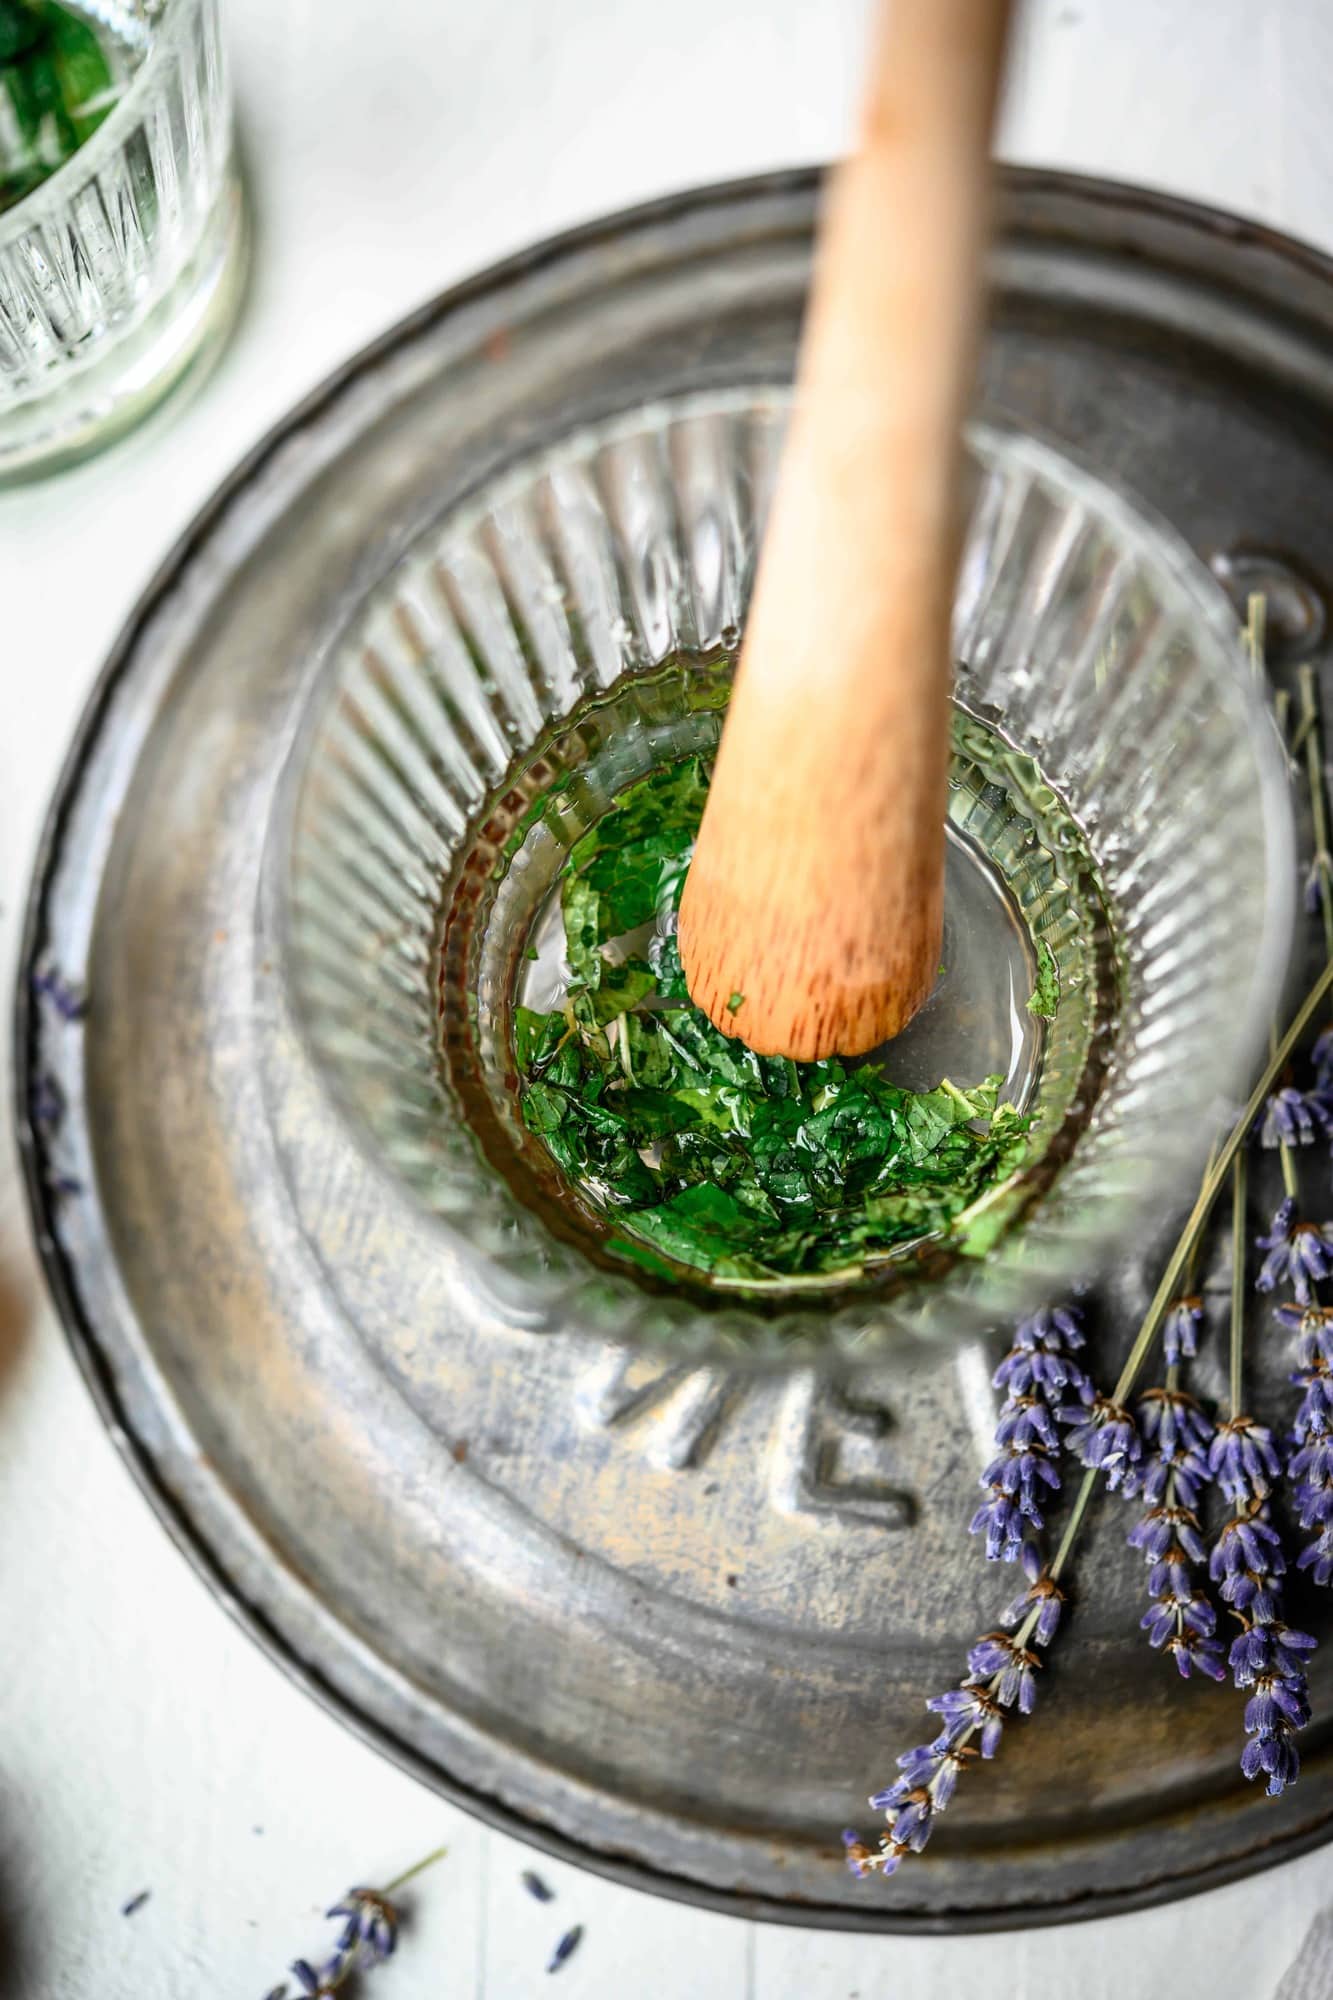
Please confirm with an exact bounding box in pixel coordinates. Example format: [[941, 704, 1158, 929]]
[[0, 169, 248, 485]]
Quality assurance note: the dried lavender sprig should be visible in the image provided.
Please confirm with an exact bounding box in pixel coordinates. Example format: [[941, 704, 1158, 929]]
[[845, 1474, 1096, 1878], [1205, 609, 1317, 1796], [850, 896, 1333, 1879], [1121, 1148, 1219, 1679], [1214, 1132, 1314, 1795], [1281, 662, 1333, 1591], [271, 1847, 447, 1999], [1213, 1497, 1314, 1795]]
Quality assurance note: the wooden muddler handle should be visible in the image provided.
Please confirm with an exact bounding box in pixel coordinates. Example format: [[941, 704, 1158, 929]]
[[679, 0, 1013, 1060]]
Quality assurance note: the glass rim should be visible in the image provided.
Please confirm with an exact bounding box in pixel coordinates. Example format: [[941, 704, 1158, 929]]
[[0, 0, 204, 252]]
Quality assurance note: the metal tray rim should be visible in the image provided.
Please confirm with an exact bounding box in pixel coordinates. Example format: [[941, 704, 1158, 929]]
[[17, 163, 1333, 1933]]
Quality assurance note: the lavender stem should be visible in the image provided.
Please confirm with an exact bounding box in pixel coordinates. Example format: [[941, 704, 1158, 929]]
[[381, 1845, 449, 1896], [1299, 663, 1333, 967], [1046, 1467, 1099, 1587], [1230, 1149, 1247, 1417]]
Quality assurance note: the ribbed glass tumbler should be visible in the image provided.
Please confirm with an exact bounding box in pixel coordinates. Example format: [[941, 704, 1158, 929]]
[[277, 399, 1295, 1363], [0, 0, 242, 480]]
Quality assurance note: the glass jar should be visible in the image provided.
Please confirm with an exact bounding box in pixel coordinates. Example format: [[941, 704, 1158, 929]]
[[0, 0, 243, 480]]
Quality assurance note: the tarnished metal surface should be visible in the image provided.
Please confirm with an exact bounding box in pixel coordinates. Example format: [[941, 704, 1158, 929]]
[[16, 170, 1333, 1929]]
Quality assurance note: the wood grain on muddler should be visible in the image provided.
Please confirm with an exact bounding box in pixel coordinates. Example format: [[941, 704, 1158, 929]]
[[679, 0, 1013, 1061]]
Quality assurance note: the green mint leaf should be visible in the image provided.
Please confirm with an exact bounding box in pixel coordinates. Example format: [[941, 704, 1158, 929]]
[[561, 876, 604, 990], [1027, 940, 1059, 1019]]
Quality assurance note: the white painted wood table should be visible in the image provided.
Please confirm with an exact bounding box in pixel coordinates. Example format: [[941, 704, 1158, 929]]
[[4, 1, 1333, 1993]]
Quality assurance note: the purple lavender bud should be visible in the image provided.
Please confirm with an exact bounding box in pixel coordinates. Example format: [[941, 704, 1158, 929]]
[[841, 1829, 877, 1879], [1146, 1554, 1194, 1601], [1229, 1622, 1317, 1686], [1137, 1388, 1214, 1458], [1210, 1511, 1286, 1582], [1315, 1026, 1333, 1089], [927, 1685, 1005, 1758], [1256, 1199, 1333, 1304], [1261, 1086, 1333, 1149], [1297, 1527, 1333, 1584], [965, 1633, 1039, 1713], [1208, 1418, 1281, 1505], [546, 1925, 584, 1975], [1128, 1504, 1207, 1565], [993, 1307, 1090, 1402], [326, 1889, 398, 1965], [1162, 1294, 1205, 1366], [1164, 1627, 1227, 1680], [290, 1961, 342, 1998], [1241, 1728, 1302, 1796], [1243, 1676, 1311, 1734], [994, 1397, 1060, 1450], [1062, 1395, 1143, 1492], [981, 1444, 1062, 1502], [1141, 1445, 1210, 1509], [889, 1792, 934, 1852], [968, 1488, 1029, 1563], [998, 1572, 1065, 1648]]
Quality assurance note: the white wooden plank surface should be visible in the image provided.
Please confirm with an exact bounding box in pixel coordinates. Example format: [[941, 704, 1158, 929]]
[[3, 2, 1333, 1994]]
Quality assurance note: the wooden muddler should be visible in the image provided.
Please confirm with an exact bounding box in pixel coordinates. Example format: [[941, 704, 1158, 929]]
[[679, 0, 1013, 1060]]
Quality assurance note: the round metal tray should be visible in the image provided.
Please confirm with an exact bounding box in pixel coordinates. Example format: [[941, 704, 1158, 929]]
[[17, 168, 1333, 1931]]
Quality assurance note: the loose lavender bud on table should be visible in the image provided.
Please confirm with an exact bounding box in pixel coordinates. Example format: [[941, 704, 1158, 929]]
[[547, 1924, 584, 1974]]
